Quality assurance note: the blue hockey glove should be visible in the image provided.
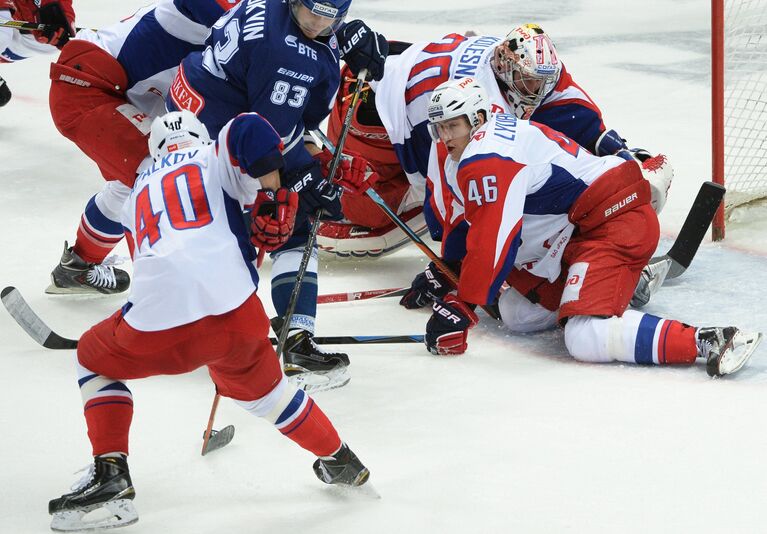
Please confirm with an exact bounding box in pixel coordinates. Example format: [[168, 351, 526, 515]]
[[337, 20, 389, 81], [284, 162, 343, 221], [399, 261, 457, 310], [425, 295, 479, 356], [594, 128, 628, 157]]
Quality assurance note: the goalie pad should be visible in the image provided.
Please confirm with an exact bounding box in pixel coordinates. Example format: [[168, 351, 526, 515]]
[[318, 206, 427, 259]]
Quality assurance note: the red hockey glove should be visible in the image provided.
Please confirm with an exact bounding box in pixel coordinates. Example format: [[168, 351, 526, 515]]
[[425, 295, 479, 356], [313, 147, 379, 196], [36, 0, 76, 49], [250, 188, 298, 252]]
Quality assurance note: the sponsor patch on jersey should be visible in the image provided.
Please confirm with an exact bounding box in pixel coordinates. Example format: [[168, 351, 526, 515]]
[[170, 65, 205, 115], [116, 104, 152, 135], [561, 262, 588, 305]]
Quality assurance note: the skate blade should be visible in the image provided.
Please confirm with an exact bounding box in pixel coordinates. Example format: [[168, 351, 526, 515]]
[[286, 366, 351, 394], [718, 331, 763, 376], [323, 478, 381, 500], [50, 499, 138, 532], [45, 284, 114, 296]]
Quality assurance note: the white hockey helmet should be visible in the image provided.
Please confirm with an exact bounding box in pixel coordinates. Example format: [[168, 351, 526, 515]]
[[491, 24, 561, 111], [148, 110, 211, 161], [426, 77, 490, 141]]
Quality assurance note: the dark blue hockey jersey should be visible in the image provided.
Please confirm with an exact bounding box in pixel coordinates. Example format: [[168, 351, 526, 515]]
[[168, 0, 341, 171]]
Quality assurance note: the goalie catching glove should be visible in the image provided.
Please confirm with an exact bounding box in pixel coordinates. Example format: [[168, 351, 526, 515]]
[[250, 188, 299, 252], [425, 295, 479, 356], [313, 147, 379, 196]]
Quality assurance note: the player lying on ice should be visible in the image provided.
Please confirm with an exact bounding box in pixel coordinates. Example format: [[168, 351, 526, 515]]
[[0, 0, 75, 107], [418, 77, 762, 377], [47, 111, 370, 533], [318, 24, 673, 265]]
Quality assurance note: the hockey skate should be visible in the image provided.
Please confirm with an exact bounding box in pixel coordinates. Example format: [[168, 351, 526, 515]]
[[0, 74, 11, 107], [272, 317, 351, 393], [46, 241, 130, 295], [696, 326, 763, 377], [49, 456, 138, 532], [313, 443, 370, 487]]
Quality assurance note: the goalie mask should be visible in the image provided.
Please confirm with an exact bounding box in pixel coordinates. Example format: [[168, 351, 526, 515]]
[[426, 77, 490, 142], [491, 24, 561, 116], [149, 110, 211, 161], [289, 0, 350, 38]]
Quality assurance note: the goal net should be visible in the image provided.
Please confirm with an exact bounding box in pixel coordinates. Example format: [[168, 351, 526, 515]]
[[716, 0, 767, 228]]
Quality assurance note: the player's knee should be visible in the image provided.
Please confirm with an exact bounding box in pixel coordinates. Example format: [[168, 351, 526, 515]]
[[498, 287, 558, 333], [234, 375, 300, 423], [563, 315, 621, 363]]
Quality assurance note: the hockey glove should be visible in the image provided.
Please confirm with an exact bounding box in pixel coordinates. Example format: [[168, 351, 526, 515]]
[[36, 0, 76, 49], [250, 188, 299, 252], [400, 261, 458, 310], [284, 161, 343, 221], [313, 147, 379, 196], [425, 295, 479, 356], [633, 150, 673, 214], [337, 20, 389, 81]]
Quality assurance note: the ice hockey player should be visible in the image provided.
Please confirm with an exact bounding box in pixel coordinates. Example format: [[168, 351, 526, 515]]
[[166, 0, 387, 390], [47, 111, 370, 532], [318, 26, 672, 287], [46, 0, 240, 295], [0, 0, 75, 106], [420, 77, 761, 377]]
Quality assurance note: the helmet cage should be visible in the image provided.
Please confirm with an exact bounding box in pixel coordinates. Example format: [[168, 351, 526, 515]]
[[491, 25, 560, 109]]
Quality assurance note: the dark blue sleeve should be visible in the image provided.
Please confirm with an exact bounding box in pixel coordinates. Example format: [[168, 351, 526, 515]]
[[172, 0, 229, 26], [531, 103, 604, 153], [224, 113, 285, 178], [302, 66, 340, 132]]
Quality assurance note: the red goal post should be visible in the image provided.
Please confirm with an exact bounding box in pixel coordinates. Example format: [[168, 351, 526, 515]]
[[711, 0, 767, 240]]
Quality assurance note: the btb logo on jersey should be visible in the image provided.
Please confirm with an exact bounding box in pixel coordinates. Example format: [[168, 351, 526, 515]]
[[285, 35, 318, 60]]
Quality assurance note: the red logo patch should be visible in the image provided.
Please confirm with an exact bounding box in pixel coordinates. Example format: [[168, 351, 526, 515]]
[[170, 64, 205, 115]]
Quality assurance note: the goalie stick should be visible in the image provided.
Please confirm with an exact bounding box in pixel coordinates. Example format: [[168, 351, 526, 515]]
[[1, 287, 423, 350], [632, 181, 725, 307]]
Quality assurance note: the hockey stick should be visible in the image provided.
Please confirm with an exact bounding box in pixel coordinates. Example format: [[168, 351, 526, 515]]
[[317, 287, 407, 304], [2, 286, 422, 350], [650, 181, 725, 279], [0, 19, 87, 32], [1, 286, 77, 349], [311, 129, 500, 320], [274, 69, 369, 359], [631, 181, 725, 307], [201, 393, 235, 456]]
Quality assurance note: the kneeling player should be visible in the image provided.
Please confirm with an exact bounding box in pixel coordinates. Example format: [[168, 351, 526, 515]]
[[48, 112, 370, 532], [420, 78, 761, 377]]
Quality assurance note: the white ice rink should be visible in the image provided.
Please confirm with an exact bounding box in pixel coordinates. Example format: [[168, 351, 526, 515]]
[[2, 1, 767, 532]]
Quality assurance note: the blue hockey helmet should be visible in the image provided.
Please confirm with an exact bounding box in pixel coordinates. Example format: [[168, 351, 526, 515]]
[[289, 0, 351, 37]]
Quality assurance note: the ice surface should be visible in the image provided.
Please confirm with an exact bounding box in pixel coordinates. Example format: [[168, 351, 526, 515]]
[[1, 1, 766, 532]]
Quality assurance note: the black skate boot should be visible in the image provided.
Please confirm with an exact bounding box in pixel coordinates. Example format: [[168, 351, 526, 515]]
[[696, 326, 762, 377], [271, 317, 351, 393], [0, 74, 11, 107], [49, 455, 138, 532], [46, 241, 130, 295], [313, 443, 370, 487]]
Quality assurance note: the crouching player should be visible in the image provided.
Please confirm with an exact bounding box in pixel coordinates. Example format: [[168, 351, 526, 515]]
[[421, 78, 761, 377], [48, 111, 370, 532]]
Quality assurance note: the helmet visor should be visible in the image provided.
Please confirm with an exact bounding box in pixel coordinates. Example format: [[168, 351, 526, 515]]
[[290, 0, 348, 37]]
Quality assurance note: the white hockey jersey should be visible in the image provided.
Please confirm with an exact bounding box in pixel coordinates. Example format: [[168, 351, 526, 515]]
[[445, 114, 624, 305], [121, 113, 283, 331]]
